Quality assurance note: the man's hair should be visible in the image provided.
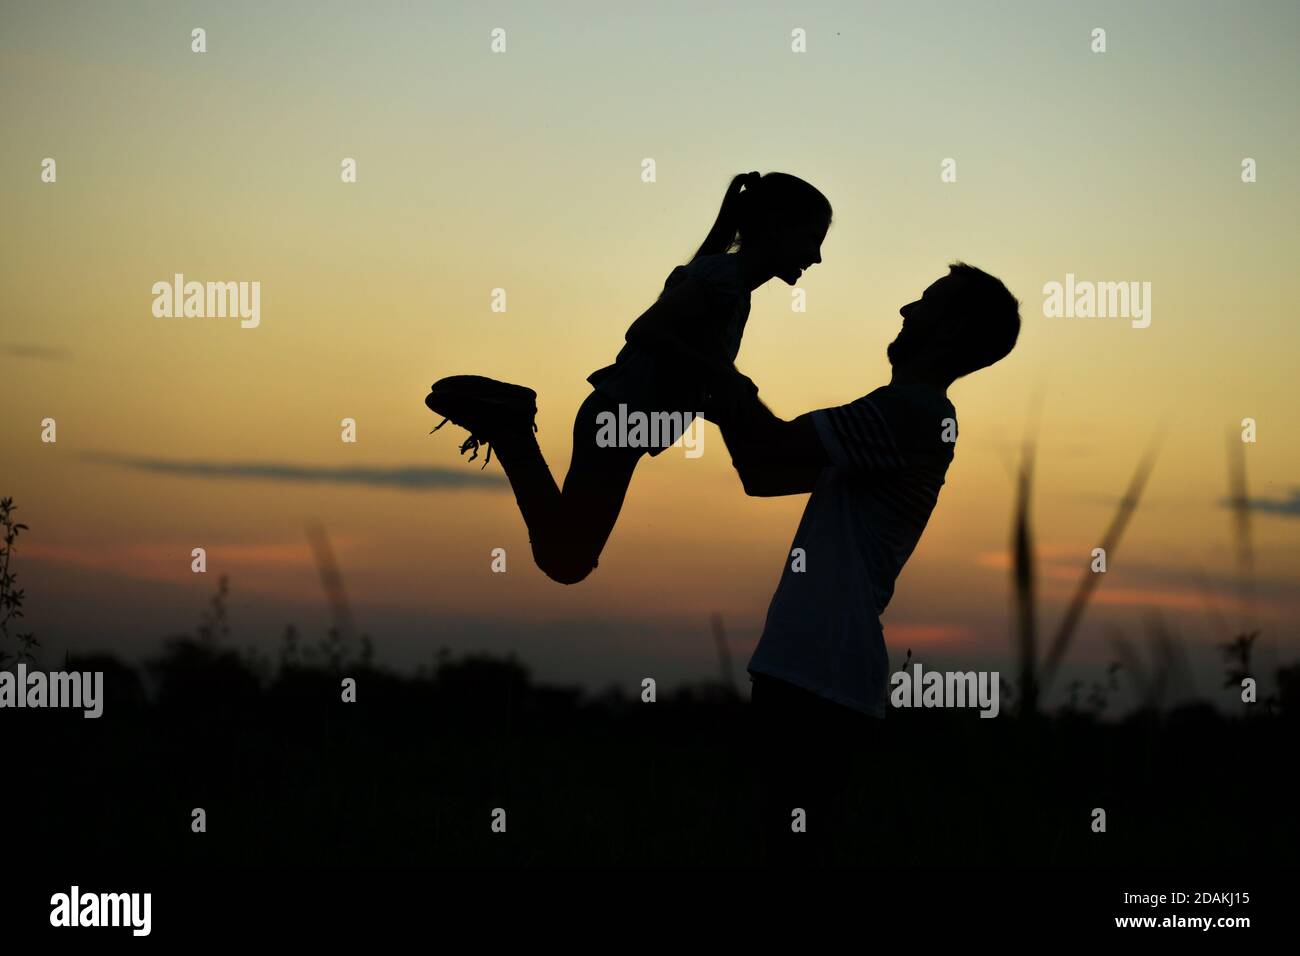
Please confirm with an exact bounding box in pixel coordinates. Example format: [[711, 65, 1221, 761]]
[[941, 261, 1020, 378]]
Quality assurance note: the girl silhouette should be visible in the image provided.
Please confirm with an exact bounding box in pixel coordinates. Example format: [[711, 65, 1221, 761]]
[[424, 171, 831, 583]]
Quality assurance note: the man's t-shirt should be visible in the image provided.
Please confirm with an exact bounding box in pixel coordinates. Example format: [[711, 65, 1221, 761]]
[[747, 383, 957, 717]]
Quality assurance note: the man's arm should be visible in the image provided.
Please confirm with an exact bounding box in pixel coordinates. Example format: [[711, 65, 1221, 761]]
[[713, 375, 829, 497]]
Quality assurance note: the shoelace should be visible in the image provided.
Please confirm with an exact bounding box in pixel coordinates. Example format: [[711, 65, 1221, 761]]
[[430, 417, 536, 469]]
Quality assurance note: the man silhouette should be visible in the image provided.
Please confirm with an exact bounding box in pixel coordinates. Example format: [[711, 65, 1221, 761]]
[[711, 263, 1021, 865]]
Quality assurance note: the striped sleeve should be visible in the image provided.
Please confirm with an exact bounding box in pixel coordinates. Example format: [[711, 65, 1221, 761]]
[[811, 395, 907, 471]]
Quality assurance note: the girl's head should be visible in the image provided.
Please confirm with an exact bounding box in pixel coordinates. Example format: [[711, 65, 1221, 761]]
[[694, 171, 832, 285]]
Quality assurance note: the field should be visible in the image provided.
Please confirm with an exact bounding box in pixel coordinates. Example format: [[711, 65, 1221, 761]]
[[7, 630, 1296, 868]]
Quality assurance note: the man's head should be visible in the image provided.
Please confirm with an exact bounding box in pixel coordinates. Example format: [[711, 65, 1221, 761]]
[[888, 263, 1020, 381]]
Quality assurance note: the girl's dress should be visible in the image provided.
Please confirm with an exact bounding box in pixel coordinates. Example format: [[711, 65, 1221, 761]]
[[586, 253, 751, 455]]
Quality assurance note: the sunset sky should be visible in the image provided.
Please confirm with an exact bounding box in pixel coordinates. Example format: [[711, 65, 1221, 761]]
[[3, 0, 1297, 709]]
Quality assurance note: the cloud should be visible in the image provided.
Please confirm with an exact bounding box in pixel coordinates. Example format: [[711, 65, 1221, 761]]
[[82, 452, 506, 491], [1038, 583, 1240, 614], [1, 343, 72, 361], [976, 544, 1087, 574], [884, 623, 976, 646], [22, 538, 326, 589], [1221, 488, 1300, 517]]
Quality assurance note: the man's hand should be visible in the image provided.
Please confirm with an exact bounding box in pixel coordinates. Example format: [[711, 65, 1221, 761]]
[[703, 365, 761, 424]]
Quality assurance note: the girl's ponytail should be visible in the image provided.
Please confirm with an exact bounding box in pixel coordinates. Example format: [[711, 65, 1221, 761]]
[[691, 171, 761, 261]]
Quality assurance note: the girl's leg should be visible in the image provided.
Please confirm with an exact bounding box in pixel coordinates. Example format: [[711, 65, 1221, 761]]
[[489, 390, 645, 584]]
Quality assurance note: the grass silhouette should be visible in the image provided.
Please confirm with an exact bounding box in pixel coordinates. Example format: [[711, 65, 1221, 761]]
[[2, 495, 1297, 865]]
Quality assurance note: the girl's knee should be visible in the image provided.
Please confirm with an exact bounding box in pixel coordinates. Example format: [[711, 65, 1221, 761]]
[[533, 543, 597, 585], [541, 558, 596, 586]]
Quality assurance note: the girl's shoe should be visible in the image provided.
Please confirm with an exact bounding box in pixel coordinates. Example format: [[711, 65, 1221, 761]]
[[424, 375, 538, 467]]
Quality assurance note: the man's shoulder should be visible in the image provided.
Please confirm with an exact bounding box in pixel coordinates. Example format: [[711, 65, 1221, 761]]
[[835, 384, 951, 421], [828, 385, 955, 458], [869, 382, 952, 409]]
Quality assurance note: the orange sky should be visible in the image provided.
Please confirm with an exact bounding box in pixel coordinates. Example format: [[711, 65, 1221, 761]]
[[2, 1, 1298, 708]]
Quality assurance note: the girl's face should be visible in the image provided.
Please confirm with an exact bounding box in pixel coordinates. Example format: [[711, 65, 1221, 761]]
[[753, 216, 830, 285]]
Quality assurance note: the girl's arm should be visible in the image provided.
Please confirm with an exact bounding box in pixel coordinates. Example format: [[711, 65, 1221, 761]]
[[714, 383, 829, 497]]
